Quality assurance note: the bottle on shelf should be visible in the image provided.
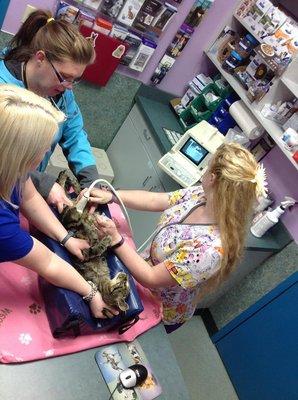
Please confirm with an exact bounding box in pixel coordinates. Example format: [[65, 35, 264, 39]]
[[236, 33, 259, 58], [251, 196, 297, 237]]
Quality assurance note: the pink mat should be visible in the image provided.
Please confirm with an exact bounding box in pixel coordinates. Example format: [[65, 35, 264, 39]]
[[0, 204, 162, 364]]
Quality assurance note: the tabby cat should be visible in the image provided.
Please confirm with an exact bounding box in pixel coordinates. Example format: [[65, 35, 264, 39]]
[[57, 170, 130, 317]]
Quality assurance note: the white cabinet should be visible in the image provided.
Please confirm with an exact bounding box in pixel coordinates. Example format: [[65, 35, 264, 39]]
[[107, 104, 178, 247]]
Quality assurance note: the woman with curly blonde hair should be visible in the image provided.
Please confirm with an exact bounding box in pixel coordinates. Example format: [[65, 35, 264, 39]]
[[89, 143, 266, 331]]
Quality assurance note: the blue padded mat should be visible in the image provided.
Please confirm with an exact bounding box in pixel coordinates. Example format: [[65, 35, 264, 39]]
[[36, 204, 143, 338]]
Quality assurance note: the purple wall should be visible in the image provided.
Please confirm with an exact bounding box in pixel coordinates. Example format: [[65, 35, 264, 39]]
[[2, 0, 239, 96], [119, 0, 240, 95], [262, 147, 298, 243], [2, 0, 56, 34], [153, 0, 239, 95]]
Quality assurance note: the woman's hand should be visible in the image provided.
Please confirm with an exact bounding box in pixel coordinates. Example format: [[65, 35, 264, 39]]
[[89, 291, 119, 319], [65, 237, 90, 261], [88, 188, 113, 205], [76, 188, 113, 214], [95, 215, 122, 246], [47, 182, 73, 213]]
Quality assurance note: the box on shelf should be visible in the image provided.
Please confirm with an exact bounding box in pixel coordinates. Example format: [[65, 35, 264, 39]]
[[83, 0, 102, 10], [179, 107, 198, 131], [190, 95, 212, 122], [101, 0, 127, 18], [77, 10, 95, 27], [203, 91, 221, 111], [117, 0, 146, 27], [235, 0, 257, 19], [245, 0, 273, 23], [109, 24, 129, 40], [93, 17, 113, 34], [56, 2, 79, 23], [129, 38, 157, 71], [180, 88, 198, 108], [120, 32, 142, 65]]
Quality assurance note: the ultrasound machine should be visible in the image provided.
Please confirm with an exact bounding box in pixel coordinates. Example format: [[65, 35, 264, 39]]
[[158, 120, 225, 187]]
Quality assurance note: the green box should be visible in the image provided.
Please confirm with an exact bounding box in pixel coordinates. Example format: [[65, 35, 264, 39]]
[[213, 79, 233, 98], [179, 107, 198, 131], [190, 95, 212, 122], [202, 88, 222, 111]]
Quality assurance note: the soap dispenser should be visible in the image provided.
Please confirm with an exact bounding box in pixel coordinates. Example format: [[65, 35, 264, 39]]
[[250, 196, 296, 238]]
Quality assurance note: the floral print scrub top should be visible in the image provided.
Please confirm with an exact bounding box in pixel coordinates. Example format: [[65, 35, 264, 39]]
[[144, 185, 223, 325]]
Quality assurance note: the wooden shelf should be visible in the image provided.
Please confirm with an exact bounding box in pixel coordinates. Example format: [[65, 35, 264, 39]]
[[206, 51, 298, 171]]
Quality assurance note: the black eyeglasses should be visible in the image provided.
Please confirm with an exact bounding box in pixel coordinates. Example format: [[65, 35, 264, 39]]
[[46, 55, 82, 86]]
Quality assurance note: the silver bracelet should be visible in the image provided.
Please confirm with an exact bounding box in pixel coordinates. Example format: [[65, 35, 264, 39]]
[[82, 281, 97, 302]]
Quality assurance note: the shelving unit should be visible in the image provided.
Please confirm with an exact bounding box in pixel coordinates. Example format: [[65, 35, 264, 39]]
[[280, 76, 298, 98], [233, 13, 264, 43], [205, 2, 298, 171]]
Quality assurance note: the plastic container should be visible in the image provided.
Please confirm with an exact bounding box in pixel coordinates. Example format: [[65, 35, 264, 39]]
[[222, 92, 240, 108], [190, 95, 212, 122], [208, 106, 237, 135], [203, 90, 221, 111], [221, 50, 243, 73], [237, 33, 258, 57], [179, 107, 198, 131], [213, 78, 233, 98]]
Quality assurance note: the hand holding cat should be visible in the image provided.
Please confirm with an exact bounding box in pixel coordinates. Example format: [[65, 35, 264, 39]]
[[95, 215, 122, 247], [88, 188, 113, 204], [47, 182, 73, 213], [89, 291, 119, 319], [65, 237, 90, 261]]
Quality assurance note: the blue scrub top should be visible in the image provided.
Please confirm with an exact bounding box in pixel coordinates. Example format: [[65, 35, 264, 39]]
[[0, 187, 33, 262]]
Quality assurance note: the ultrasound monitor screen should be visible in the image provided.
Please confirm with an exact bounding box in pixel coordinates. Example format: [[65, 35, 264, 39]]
[[180, 137, 208, 166]]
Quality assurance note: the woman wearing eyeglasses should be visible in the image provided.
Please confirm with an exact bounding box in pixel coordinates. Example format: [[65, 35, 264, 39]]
[[0, 10, 99, 213]]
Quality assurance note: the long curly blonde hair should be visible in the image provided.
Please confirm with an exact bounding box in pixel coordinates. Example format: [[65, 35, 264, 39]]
[[210, 143, 261, 284]]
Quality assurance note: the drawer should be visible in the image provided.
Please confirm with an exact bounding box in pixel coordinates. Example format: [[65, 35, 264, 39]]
[[129, 104, 163, 166], [129, 105, 180, 192]]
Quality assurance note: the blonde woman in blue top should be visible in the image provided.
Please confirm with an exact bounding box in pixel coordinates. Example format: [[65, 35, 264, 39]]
[[0, 84, 118, 319], [0, 9, 99, 213]]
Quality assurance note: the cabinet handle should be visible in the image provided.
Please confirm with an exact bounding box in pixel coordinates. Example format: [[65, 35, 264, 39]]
[[149, 185, 157, 192], [142, 175, 152, 186], [142, 129, 151, 141]]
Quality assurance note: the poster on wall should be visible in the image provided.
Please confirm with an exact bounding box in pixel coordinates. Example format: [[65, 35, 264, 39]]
[[150, 0, 215, 85]]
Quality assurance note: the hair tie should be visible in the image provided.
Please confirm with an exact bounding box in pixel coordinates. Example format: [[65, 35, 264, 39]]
[[47, 17, 55, 24]]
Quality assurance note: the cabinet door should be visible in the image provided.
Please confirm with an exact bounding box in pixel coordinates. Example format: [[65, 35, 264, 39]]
[[129, 105, 180, 192], [212, 273, 298, 400], [107, 116, 162, 247]]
